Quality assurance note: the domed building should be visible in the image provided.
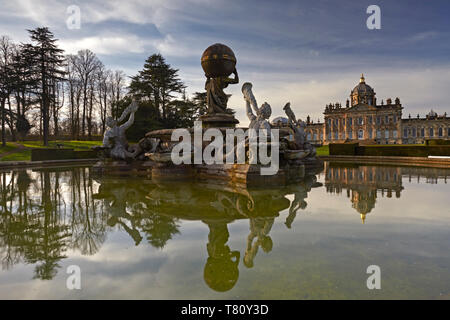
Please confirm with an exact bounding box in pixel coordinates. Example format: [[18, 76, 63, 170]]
[[304, 74, 450, 145], [351, 74, 376, 107]]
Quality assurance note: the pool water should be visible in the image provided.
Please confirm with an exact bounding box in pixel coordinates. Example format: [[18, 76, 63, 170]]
[[0, 162, 449, 299]]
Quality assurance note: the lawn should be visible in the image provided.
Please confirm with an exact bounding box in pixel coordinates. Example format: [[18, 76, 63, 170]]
[[315, 145, 329, 156], [0, 142, 19, 154], [0, 140, 102, 161]]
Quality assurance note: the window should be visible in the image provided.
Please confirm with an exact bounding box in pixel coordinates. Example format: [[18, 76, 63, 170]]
[[385, 130, 389, 139], [358, 117, 363, 125], [376, 130, 381, 139], [385, 115, 389, 123], [334, 131, 338, 140], [403, 128, 408, 138], [368, 116, 372, 124], [448, 128, 450, 137], [307, 133, 311, 141], [349, 118, 353, 126], [334, 119, 338, 126], [328, 118, 331, 126], [349, 131, 353, 139], [369, 130, 373, 139], [393, 116, 397, 123], [412, 127, 416, 137], [313, 133, 317, 141], [376, 116, 381, 124], [438, 127, 443, 137], [393, 130, 398, 138], [358, 129, 364, 140], [328, 132, 331, 140], [429, 128, 434, 137]]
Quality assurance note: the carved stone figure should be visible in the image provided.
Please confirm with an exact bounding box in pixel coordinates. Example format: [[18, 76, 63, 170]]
[[205, 69, 239, 114], [241, 82, 272, 133], [201, 43, 239, 115], [283, 102, 316, 157], [102, 100, 140, 160]]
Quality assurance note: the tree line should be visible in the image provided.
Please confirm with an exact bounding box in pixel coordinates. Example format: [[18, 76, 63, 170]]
[[0, 27, 207, 146]]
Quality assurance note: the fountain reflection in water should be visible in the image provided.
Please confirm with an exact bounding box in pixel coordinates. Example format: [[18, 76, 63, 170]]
[[0, 164, 449, 297]]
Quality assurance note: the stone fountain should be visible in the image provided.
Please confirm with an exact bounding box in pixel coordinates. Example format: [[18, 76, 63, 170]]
[[92, 43, 323, 186]]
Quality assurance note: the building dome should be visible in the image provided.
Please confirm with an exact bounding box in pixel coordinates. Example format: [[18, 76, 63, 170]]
[[271, 116, 289, 127], [352, 74, 374, 95], [350, 74, 376, 106]]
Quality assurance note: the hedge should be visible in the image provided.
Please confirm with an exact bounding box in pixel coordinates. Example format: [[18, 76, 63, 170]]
[[329, 143, 450, 157], [426, 139, 450, 146], [31, 149, 98, 161], [329, 143, 358, 156]]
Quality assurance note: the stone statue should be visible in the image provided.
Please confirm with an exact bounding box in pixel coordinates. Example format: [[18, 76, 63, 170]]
[[102, 100, 140, 160], [205, 68, 239, 114], [201, 43, 239, 115], [241, 82, 272, 132], [283, 103, 316, 157]]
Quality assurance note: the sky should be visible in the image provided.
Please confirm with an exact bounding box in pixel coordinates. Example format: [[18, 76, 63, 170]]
[[0, 0, 449, 125]]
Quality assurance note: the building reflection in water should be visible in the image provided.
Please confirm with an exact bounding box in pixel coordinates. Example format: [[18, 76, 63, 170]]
[[324, 162, 449, 223]]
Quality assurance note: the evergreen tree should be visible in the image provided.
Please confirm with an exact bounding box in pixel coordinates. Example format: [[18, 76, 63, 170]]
[[25, 27, 66, 145], [129, 54, 185, 126]]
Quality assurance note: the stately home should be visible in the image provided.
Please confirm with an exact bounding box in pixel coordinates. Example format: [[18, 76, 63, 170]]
[[305, 74, 450, 145]]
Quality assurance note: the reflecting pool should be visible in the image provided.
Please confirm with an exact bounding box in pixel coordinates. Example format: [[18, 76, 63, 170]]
[[0, 162, 449, 299]]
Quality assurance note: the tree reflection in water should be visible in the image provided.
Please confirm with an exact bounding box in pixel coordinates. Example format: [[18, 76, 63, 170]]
[[0, 166, 323, 290]]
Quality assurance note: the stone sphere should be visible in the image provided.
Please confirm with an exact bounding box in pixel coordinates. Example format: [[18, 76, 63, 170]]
[[201, 43, 236, 78]]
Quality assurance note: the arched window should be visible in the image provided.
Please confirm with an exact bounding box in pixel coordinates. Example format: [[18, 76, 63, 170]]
[[385, 130, 389, 139], [307, 132, 312, 141], [421, 128, 425, 137], [313, 132, 317, 141], [429, 127, 434, 137], [438, 127, 443, 137]]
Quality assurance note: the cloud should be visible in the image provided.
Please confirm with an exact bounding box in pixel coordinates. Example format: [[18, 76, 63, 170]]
[[408, 31, 439, 43], [0, 0, 449, 125], [59, 34, 148, 55]]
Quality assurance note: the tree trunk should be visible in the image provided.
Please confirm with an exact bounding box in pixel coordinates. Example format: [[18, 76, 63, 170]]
[[1, 98, 5, 147]]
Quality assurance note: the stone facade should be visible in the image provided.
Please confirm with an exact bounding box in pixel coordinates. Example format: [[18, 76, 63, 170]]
[[305, 75, 450, 145]]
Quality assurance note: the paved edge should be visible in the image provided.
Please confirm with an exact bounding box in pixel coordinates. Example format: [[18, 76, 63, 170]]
[[0, 158, 99, 170], [319, 155, 450, 168]]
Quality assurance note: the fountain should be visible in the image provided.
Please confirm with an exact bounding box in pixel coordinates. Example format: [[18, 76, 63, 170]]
[[92, 43, 323, 186]]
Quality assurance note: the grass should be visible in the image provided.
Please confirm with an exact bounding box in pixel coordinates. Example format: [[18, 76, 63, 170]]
[[22, 140, 102, 150], [1, 149, 32, 161], [0, 142, 19, 154], [0, 140, 102, 162], [315, 145, 329, 156]]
